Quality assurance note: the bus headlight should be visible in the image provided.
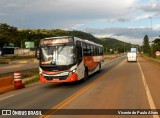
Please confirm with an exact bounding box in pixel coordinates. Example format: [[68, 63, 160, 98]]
[[69, 69, 76, 76], [72, 69, 76, 73]]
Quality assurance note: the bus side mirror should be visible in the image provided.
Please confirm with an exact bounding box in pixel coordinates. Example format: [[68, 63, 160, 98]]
[[35, 47, 40, 60]]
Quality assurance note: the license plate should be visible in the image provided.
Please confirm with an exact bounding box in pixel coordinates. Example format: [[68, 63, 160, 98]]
[[53, 78, 59, 81]]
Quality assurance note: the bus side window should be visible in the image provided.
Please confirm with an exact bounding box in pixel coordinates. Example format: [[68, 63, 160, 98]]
[[76, 41, 82, 63], [82, 43, 87, 56], [99, 48, 102, 55], [98, 47, 101, 55], [86, 44, 91, 56], [101, 47, 104, 55], [95, 47, 98, 56], [93, 46, 95, 56], [91, 45, 94, 56]]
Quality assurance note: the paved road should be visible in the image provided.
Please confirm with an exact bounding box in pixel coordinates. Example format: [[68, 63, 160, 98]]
[[0, 56, 160, 118], [0, 63, 38, 76]]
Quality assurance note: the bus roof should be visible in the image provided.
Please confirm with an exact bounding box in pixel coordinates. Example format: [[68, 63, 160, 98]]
[[42, 36, 103, 47], [44, 36, 72, 40], [74, 37, 103, 47]]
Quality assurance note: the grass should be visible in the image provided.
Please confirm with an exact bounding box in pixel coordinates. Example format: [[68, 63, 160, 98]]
[[22, 70, 38, 79], [0, 61, 9, 64], [143, 54, 160, 65], [0, 55, 35, 60], [156, 56, 160, 60], [22, 70, 39, 85], [144, 53, 150, 57], [150, 60, 160, 65], [7, 56, 35, 60], [144, 53, 160, 60], [24, 74, 39, 85]]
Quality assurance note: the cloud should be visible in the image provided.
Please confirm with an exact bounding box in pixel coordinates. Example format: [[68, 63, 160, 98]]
[[0, 13, 7, 16], [0, 0, 160, 44], [5, 3, 21, 8], [117, 18, 131, 22], [139, 2, 160, 13], [0, 0, 137, 28], [86, 27, 160, 44], [154, 24, 160, 30], [70, 24, 85, 30], [134, 14, 153, 20]]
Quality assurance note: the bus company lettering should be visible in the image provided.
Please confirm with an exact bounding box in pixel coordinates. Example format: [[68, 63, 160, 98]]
[[43, 40, 53, 45], [43, 39, 68, 45], [11, 110, 42, 115]]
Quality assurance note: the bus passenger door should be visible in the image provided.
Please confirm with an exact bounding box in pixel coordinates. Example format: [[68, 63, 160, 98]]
[[76, 41, 84, 80]]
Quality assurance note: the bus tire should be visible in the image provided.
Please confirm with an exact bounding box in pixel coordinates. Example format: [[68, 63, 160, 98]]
[[83, 68, 88, 82], [98, 63, 101, 72]]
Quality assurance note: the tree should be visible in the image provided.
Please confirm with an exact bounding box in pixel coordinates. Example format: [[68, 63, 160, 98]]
[[143, 35, 150, 54], [152, 37, 160, 56], [0, 23, 18, 54], [153, 38, 160, 46]]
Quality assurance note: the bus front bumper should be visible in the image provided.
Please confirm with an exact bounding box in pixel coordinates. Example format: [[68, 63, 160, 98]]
[[40, 73, 78, 83]]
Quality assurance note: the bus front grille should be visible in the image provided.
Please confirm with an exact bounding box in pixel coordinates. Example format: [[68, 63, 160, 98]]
[[44, 75, 68, 80]]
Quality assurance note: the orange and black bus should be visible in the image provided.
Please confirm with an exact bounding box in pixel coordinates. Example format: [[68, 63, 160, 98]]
[[35, 36, 104, 83]]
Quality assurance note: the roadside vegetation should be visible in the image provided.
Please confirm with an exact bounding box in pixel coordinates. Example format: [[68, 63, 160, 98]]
[[142, 34, 160, 59], [24, 74, 39, 85], [0, 23, 159, 59], [1, 23, 136, 56], [1, 55, 35, 60]]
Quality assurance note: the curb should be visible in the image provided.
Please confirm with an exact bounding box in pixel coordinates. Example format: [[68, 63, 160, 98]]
[[9, 59, 39, 64]]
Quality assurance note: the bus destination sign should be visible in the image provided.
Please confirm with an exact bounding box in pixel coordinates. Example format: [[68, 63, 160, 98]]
[[43, 38, 69, 45]]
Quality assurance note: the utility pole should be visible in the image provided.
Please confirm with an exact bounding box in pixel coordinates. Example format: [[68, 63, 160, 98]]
[[124, 43, 125, 53], [149, 16, 153, 57], [149, 17, 152, 32]]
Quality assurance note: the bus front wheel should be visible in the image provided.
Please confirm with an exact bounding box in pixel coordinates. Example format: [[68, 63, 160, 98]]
[[83, 69, 88, 82], [98, 63, 101, 72]]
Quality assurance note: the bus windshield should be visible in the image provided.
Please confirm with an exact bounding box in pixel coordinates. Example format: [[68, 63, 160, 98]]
[[41, 45, 76, 66]]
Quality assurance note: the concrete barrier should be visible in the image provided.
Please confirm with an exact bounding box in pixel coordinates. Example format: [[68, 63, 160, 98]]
[[0, 77, 15, 94], [8, 59, 39, 64], [0, 59, 10, 64]]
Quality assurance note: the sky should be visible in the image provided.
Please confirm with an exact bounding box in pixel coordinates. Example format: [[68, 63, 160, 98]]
[[0, 0, 160, 44]]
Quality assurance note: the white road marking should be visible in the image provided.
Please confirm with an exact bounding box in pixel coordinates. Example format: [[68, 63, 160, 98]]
[[138, 60, 159, 118], [0, 94, 14, 101]]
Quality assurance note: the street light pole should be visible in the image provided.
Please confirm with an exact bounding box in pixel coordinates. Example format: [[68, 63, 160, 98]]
[[149, 16, 153, 57], [124, 43, 125, 53], [149, 17, 152, 32]]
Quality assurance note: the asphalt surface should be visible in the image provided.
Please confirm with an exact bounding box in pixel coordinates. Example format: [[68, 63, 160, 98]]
[[0, 56, 160, 118], [0, 63, 38, 76]]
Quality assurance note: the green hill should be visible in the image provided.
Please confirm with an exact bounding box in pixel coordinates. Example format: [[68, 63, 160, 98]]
[[19, 29, 134, 53], [31, 29, 101, 44], [19, 29, 102, 47], [0, 23, 140, 55], [100, 37, 133, 53]]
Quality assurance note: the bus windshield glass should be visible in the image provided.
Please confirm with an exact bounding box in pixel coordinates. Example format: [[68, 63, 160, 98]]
[[41, 45, 76, 66]]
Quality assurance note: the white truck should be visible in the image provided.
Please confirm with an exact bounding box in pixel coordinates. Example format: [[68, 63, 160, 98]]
[[131, 48, 137, 52], [127, 52, 137, 62]]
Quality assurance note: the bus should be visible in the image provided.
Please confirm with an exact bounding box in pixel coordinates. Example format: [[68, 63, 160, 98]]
[[35, 36, 104, 83]]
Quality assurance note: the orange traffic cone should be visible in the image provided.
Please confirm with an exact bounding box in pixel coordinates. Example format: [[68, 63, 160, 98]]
[[13, 71, 25, 89]]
